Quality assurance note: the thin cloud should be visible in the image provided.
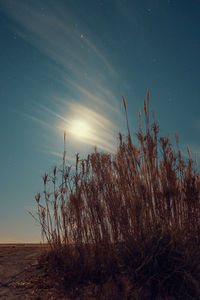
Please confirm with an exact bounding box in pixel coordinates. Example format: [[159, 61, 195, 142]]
[[58, 102, 118, 153], [1, 0, 124, 153], [1, 0, 117, 80], [22, 113, 54, 130], [47, 151, 75, 163]]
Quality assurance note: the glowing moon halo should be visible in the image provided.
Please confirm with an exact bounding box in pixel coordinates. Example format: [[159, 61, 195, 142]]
[[69, 119, 91, 139]]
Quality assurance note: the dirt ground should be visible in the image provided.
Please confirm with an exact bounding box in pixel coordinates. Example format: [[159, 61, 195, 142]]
[[0, 244, 133, 300], [0, 244, 169, 300], [0, 244, 67, 300]]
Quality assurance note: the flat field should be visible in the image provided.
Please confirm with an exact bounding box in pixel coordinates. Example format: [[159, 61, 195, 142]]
[[0, 244, 64, 300]]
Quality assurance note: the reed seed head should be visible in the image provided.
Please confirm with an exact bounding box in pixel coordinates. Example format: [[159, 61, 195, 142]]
[[122, 94, 127, 111], [147, 88, 150, 105]]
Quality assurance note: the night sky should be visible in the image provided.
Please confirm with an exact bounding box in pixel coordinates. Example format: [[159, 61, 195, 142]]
[[1, 0, 200, 242]]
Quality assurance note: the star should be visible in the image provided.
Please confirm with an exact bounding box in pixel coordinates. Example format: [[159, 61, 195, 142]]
[[147, 8, 152, 15]]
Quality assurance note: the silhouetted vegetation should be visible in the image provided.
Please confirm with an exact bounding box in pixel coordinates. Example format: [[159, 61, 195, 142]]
[[34, 90, 200, 299]]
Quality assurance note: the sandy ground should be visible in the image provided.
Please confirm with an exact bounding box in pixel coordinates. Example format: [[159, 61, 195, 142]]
[[0, 244, 165, 299], [0, 244, 66, 300], [0, 244, 132, 300]]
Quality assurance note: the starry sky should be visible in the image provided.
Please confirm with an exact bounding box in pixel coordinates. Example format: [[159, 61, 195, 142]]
[[1, 0, 200, 243]]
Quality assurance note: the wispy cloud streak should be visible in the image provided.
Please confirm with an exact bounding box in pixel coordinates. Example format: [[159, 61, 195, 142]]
[[1, 0, 124, 153]]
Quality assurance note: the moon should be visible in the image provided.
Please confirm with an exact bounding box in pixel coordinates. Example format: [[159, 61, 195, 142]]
[[69, 119, 91, 139]]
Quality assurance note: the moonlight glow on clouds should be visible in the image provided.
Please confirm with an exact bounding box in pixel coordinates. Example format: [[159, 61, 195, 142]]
[[57, 102, 117, 153], [70, 120, 91, 140], [1, 0, 123, 154]]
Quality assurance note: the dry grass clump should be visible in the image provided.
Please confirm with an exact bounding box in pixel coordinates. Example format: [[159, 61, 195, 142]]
[[34, 90, 200, 299]]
